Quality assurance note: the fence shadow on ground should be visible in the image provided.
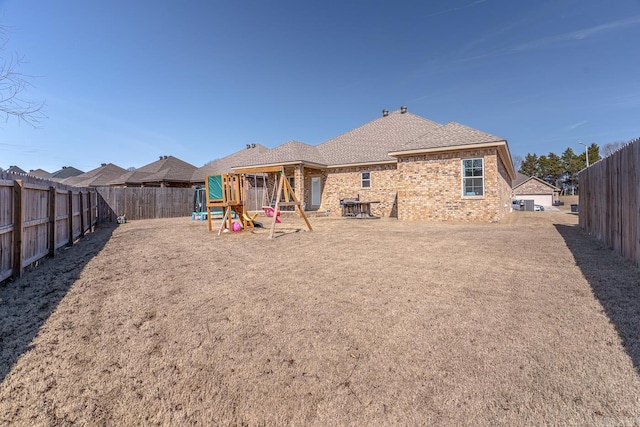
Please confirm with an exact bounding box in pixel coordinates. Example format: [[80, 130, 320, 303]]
[[555, 223, 640, 374], [0, 224, 116, 383]]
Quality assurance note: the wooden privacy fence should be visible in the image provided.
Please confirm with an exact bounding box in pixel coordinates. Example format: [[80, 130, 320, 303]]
[[578, 137, 640, 268], [95, 186, 194, 222], [0, 173, 98, 281], [2, 178, 212, 281], [244, 187, 268, 212]]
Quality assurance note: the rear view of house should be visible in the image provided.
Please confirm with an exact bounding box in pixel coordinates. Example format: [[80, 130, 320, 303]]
[[234, 107, 516, 222]]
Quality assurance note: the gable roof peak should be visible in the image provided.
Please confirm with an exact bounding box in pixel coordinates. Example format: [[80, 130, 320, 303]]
[[193, 143, 271, 181]]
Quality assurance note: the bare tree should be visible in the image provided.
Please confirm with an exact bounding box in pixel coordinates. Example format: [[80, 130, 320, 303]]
[[601, 140, 626, 157], [0, 25, 45, 126], [512, 154, 523, 172]]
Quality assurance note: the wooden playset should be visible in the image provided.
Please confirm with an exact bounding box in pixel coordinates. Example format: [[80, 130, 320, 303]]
[[205, 166, 312, 238]]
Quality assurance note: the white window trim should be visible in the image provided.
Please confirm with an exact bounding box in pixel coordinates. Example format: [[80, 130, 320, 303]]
[[361, 171, 371, 189], [461, 158, 485, 198], [311, 176, 321, 206]]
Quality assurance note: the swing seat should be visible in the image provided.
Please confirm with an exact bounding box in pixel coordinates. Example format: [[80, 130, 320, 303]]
[[262, 206, 281, 223]]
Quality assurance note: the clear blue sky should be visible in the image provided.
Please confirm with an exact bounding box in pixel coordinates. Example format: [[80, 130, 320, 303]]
[[1, 0, 639, 173]]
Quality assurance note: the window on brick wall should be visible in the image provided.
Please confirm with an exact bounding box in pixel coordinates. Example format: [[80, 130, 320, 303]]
[[462, 158, 484, 196], [361, 171, 371, 188]]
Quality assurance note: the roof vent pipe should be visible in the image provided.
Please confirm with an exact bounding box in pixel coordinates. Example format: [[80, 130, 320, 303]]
[[382, 109, 389, 117], [400, 106, 407, 114]]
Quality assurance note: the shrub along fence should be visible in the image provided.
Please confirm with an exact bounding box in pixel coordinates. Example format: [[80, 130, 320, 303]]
[[578, 137, 640, 268], [0, 172, 98, 281]]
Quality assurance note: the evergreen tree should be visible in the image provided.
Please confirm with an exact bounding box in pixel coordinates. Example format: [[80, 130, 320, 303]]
[[538, 155, 550, 181], [519, 153, 539, 176], [546, 152, 564, 187], [516, 143, 602, 194], [562, 148, 581, 195], [587, 142, 601, 165]]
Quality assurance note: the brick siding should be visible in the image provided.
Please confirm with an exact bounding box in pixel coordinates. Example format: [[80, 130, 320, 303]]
[[320, 164, 398, 217], [269, 148, 513, 222], [395, 148, 511, 222], [514, 179, 556, 195]]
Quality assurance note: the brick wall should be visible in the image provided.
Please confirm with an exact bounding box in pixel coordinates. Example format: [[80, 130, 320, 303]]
[[514, 178, 555, 195], [273, 148, 513, 222], [301, 167, 324, 210], [321, 163, 398, 217], [496, 153, 513, 218], [396, 148, 512, 222]]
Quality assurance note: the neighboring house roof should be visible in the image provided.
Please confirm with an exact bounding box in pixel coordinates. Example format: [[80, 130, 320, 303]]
[[138, 166, 194, 184], [108, 155, 196, 185], [513, 175, 560, 192], [512, 172, 530, 188], [317, 109, 441, 166], [28, 168, 50, 178], [62, 163, 128, 187], [192, 143, 270, 182], [47, 166, 85, 180], [6, 165, 27, 174]]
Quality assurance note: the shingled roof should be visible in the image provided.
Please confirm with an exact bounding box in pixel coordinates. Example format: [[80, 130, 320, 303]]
[[27, 168, 50, 178], [234, 140, 325, 169], [192, 143, 270, 182], [108, 155, 196, 185], [231, 107, 513, 177], [6, 165, 27, 174], [390, 121, 505, 154], [512, 174, 560, 191], [62, 163, 128, 187], [512, 172, 530, 188], [47, 166, 85, 181], [317, 109, 441, 166], [232, 109, 442, 170]]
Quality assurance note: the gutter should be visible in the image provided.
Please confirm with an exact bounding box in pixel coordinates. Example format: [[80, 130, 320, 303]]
[[326, 160, 397, 169], [232, 160, 328, 172]]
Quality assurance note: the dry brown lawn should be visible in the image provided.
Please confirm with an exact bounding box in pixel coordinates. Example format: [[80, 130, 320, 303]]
[[1, 210, 640, 426]]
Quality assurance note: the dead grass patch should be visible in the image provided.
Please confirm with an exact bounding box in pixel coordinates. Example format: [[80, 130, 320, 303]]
[[1, 212, 639, 426]]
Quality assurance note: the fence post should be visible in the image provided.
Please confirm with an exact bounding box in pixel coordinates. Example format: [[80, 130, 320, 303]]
[[12, 180, 23, 278], [68, 190, 73, 246], [79, 191, 85, 238], [88, 191, 95, 231], [49, 186, 56, 257]]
